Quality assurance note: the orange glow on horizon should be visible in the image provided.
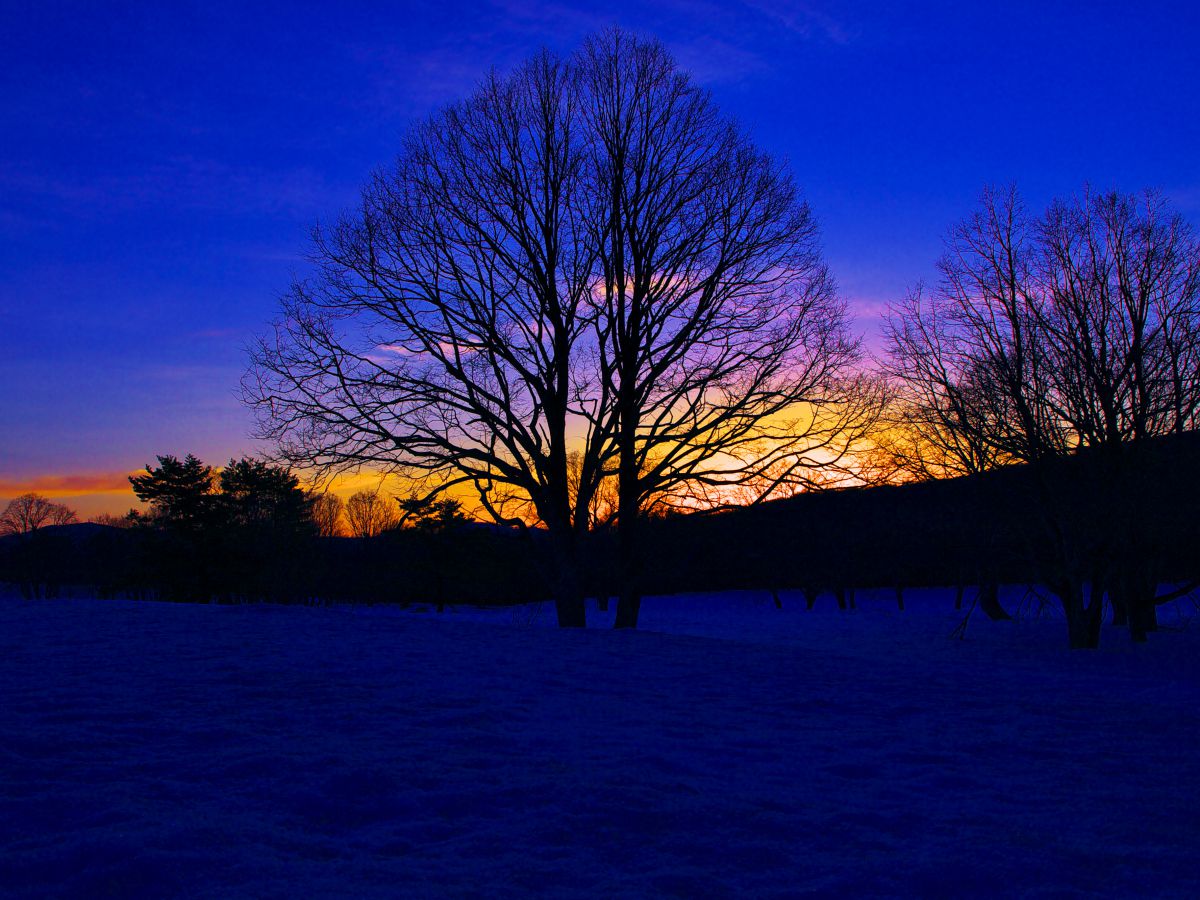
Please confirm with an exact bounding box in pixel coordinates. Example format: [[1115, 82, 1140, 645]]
[[0, 472, 139, 499], [0, 467, 480, 522]]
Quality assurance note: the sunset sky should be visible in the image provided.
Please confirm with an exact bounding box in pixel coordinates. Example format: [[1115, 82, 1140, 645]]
[[3, 1, 1198, 517]]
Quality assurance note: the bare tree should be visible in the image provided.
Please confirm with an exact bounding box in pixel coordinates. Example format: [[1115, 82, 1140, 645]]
[[1038, 189, 1200, 446], [1038, 189, 1200, 640], [247, 31, 869, 628], [0, 493, 78, 535], [577, 30, 870, 627], [866, 358, 1017, 484], [883, 187, 1067, 473], [884, 185, 1200, 646], [310, 492, 346, 538], [344, 490, 399, 539]]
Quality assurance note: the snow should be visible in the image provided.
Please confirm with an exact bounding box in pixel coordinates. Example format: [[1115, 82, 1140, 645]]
[[1, 589, 1198, 897]]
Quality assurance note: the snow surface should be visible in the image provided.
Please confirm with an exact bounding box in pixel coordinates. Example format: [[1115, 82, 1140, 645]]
[[1, 589, 1198, 897]]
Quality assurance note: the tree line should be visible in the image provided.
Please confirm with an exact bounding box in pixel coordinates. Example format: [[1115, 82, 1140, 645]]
[[0, 456, 529, 606], [4, 434, 1197, 645]]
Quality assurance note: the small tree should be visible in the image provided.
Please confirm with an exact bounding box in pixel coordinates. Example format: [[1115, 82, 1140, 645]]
[[130, 454, 218, 532], [130, 454, 315, 602], [0, 493, 78, 535], [345, 490, 399, 538], [310, 492, 346, 538], [219, 458, 314, 535], [397, 495, 470, 532]]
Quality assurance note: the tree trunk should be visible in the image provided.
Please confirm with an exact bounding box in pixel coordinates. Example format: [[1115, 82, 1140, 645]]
[[1063, 581, 1103, 649], [837, 588, 848, 611], [549, 530, 587, 628], [1128, 597, 1158, 643], [614, 592, 640, 628], [613, 524, 640, 626], [1114, 570, 1158, 642], [555, 595, 587, 628], [1111, 596, 1128, 627], [955, 584, 964, 610], [1135, 571, 1160, 637], [771, 589, 782, 609], [614, 453, 641, 629], [978, 583, 1012, 621], [613, 534, 641, 627], [803, 587, 818, 610], [895, 586, 904, 611]]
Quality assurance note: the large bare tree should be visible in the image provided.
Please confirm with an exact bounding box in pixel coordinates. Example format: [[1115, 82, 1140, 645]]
[[884, 186, 1200, 646], [248, 31, 868, 627]]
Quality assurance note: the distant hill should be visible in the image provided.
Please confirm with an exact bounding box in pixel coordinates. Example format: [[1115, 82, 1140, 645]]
[[0, 521, 120, 546], [637, 430, 1200, 595]]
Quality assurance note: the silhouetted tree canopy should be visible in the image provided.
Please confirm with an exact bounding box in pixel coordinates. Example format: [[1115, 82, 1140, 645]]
[[884, 186, 1200, 475], [309, 492, 346, 538], [345, 490, 399, 538], [123, 454, 315, 602], [0, 493, 78, 535], [219, 458, 314, 536], [397, 495, 470, 532], [246, 28, 869, 628], [883, 186, 1200, 646], [130, 454, 218, 531]]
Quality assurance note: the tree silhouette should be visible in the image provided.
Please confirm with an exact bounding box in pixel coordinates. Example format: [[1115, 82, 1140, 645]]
[[345, 490, 399, 539], [130, 454, 218, 532], [397, 495, 469, 533], [246, 29, 865, 628], [247, 47, 602, 625], [128, 454, 315, 602], [0, 493, 78, 535], [884, 186, 1200, 646], [219, 458, 313, 535], [310, 492, 346, 538]]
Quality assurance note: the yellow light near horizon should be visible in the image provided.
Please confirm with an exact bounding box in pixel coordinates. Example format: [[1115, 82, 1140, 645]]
[[0, 472, 138, 498]]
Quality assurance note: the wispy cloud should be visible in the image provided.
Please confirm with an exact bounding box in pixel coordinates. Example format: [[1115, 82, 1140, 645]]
[[667, 34, 773, 84], [0, 471, 137, 499], [343, 0, 858, 119], [1164, 183, 1200, 217], [740, 0, 853, 44], [189, 327, 245, 341], [627, 0, 855, 84], [0, 157, 356, 221]]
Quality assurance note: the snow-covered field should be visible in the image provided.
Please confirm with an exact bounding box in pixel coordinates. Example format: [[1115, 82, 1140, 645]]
[[1, 589, 1197, 897]]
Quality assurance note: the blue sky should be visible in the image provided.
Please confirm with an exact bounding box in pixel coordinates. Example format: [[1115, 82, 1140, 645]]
[[2, 0, 1198, 513]]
